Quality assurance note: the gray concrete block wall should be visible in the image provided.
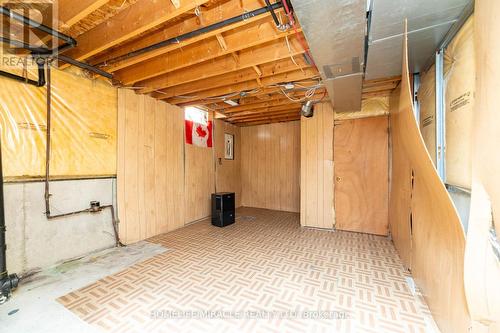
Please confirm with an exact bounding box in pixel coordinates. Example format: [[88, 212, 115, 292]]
[[4, 178, 117, 274]]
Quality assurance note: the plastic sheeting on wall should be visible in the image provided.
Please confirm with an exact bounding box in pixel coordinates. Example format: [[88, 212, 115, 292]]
[[0, 66, 117, 181], [444, 15, 474, 189], [419, 64, 436, 166]]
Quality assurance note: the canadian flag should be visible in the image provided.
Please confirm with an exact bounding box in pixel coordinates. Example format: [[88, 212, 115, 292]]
[[185, 120, 213, 148]]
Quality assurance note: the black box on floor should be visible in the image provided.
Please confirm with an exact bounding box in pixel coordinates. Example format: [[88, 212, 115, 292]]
[[211, 192, 235, 227]]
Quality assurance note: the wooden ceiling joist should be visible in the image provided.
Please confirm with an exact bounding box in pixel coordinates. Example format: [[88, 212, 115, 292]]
[[87, 0, 270, 71], [152, 57, 309, 99], [230, 112, 301, 124], [222, 98, 300, 114], [228, 104, 301, 118], [57, 0, 110, 29], [237, 115, 300, 127], [115, 20, 301, 85], [176, 86, 293, 107], [61, 0, 211, 63], [220, 91, 326, 115], [136, 34, 307, 93], [161, 67, 319, 105], [55, 0, 324, 126]]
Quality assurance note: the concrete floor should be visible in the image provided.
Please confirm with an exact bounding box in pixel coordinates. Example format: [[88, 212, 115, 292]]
[[0, 241, 167, 333]]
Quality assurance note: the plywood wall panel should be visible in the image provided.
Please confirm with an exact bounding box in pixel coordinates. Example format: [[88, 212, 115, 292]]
[[300, 103, 334, 229], [388, 87, 413, 269], [241, 122, 300, 212], [168, 104, 186, 230], [154, 102, 168, 235], [334, 116, 389, 236], [389, 25, 470, 333], [463, 2, 500, 330], [184, 143, 215, 223], [117, 90, 185, 244], [214, 120, 241, 207]]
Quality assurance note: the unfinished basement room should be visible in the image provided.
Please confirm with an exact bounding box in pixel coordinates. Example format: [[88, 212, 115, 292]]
[[0, 0, 499, 332]]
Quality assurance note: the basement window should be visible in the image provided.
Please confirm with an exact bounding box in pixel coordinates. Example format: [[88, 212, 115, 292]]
[[185, 106, 208, 125]]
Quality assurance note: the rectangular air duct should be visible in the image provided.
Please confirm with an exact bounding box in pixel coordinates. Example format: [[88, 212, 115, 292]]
[[290, 0, 367, 112]]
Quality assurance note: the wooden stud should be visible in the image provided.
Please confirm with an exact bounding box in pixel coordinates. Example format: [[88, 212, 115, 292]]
[[252, 65, 263, 77], [215, 34, 228, 51]]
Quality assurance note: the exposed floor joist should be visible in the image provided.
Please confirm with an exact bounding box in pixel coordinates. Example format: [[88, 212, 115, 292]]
[[53, 0, 400, 125], [114, 20, 302, 85], [92, 0, 277, 72], [62, 0, 211, 63]]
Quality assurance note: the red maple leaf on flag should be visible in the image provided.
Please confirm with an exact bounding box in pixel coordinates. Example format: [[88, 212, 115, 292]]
[[196, 125, 207, 138]]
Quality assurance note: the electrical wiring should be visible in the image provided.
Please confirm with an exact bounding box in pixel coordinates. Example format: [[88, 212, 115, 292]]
[[273, 77, 325, 103], [205, 88, 261, 101], [279, 86, 316, 102], [285, 34, 305, 74], [282, 0, 317, 69]]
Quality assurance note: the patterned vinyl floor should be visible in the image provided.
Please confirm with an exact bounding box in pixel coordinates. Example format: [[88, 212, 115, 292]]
[[58, 208, 437, 333]]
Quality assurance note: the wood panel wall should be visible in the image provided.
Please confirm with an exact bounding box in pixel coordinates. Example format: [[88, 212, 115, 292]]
[[241, 121, 300, 212], [300, 102, 334, 229], [117, 89, 185, 244], [389, 25, 470, 333], [184, 139, 215, 223], [214, 119, 241, 207]]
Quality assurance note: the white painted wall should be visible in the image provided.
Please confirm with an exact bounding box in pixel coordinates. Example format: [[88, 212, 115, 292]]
[[4, 178, 117, 274]]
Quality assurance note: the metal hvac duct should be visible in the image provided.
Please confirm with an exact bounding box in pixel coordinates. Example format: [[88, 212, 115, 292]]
[[290, 0, 367, 112]]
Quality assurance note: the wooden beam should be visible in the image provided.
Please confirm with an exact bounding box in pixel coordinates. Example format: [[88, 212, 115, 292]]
[[215, 34, 228, 51], [137, 34, 307, 93], [62, 0, 210, 63], [231, 52, 240, 64], [143, 57, 308, 97], [361, 91, 393, 99], [88, 0, 268, 69], [229, 111, 301, 122], [160, 68, 319, 104], [363, 75, 401, 87], [228, 106, 301, 120], [115, 20, 302, 85], [57, 0, 109, 29], [176, 87, 286, 107], [252, 65, 262, 77], [231, 113, 301, 124], [237, 115, 301, 126], [222, 92, 325, 114]]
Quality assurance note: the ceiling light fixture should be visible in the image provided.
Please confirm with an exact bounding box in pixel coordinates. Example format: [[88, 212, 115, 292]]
[[301, 100, 314, 118], [223, 99, 239, 106]]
